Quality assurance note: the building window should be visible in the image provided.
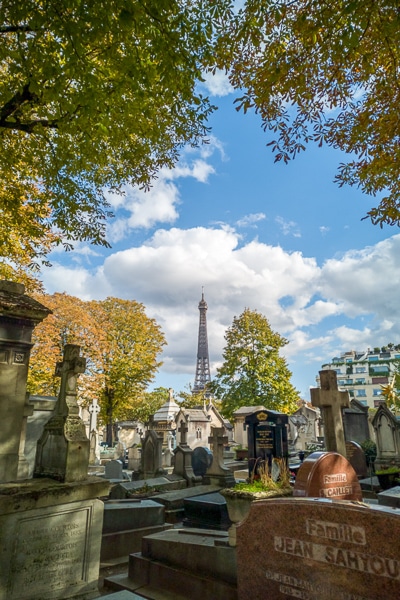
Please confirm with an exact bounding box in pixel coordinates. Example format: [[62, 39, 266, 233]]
[[243, 423, 247, 431], [355, 367, 366, 373], [374, 399, 385, 408], [373, 389, 382, 396], [196, 427, 202, 440], [355, 378, 366, 385], [356, 389, 366, 397], [368, 356, 379, 362]]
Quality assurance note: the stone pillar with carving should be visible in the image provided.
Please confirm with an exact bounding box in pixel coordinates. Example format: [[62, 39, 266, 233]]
[[0, 281, 51, 484]]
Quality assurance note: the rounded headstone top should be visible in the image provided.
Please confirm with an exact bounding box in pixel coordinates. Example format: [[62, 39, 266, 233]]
[[293, 451, 362, 501], [192, 446, 213, 477]]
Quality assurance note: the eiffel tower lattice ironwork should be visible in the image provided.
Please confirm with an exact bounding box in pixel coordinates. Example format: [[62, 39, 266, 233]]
[[193, 289, 211, 393]]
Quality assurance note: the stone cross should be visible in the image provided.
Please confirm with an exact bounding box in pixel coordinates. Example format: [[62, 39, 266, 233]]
[[311, 370, 350, 456], [55, 344, 86, 417], [208, 427, 228, 469], [178, 419, 188, 446], [89, 398, 100, 432], [34, 344, 89, 482]]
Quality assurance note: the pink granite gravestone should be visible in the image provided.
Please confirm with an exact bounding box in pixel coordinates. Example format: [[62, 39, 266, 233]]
[[293, 451, 362, 500], [237, 497, 400, 600]]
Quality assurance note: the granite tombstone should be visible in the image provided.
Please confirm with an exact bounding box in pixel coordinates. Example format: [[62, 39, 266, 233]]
[[293, 451, 362, 500], [192, 446, 213, 477], [346, 441, 368, 479], [237, 497, 400, 600], [245, 409, 289, 477]]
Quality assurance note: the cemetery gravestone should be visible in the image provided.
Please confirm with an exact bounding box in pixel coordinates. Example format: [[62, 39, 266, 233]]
[[237, 497, 400, 600], [105, 459, 124, 481], [34, 344, 89, 482], [372, 403, 400, 471], [172, 420, 201, 485], [205, 427, 235, 487], [192, 446, 213, 477], [245, 409, 289, 477], [293, 451, 362, 500], [343, 398, 370, 444], [311, 369, 350, 456], [139, 430, 166, 479], [0, 282, 109, 600], [346, 441, 368, 479]]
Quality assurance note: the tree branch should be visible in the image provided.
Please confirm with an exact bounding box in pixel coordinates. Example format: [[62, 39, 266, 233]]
[[0, 83, 58, 132], [0, 25, 35, 33]]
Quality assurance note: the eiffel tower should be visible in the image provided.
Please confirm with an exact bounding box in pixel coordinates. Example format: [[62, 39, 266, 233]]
[[193, 289, 211, 393]]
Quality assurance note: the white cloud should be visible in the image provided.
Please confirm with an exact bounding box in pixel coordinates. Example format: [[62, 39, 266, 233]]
[[105, 147, 220, 242], [201, 70, 233, 97], [236, 213, 266, 228], [40, 230, 400, 397], [275, 216, 301, 238]]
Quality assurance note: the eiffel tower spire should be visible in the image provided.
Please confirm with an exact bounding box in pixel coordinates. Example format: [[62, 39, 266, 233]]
[[193, 288, 211, 393]]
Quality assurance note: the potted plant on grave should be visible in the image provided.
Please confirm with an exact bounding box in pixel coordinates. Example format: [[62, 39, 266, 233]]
[[220, 457, 293, 544], [375, 463, 400, 490]]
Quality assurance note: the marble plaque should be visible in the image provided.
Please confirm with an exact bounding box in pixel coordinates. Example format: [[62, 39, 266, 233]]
[[0, 498, 103, 600], [237, 498, 400, 600]]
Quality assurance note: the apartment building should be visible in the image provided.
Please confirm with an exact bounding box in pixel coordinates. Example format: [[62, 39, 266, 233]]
[[318, 347, 400, 409]]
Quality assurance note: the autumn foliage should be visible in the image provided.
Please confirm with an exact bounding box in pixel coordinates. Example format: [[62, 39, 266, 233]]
[[28, 292, 166, 423]]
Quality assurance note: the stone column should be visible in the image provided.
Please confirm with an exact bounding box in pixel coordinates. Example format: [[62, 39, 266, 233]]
[[0, 281, 50, 483]]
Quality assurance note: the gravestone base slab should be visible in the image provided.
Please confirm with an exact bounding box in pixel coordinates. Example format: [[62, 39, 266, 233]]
[[101, 499, 174, 563], [204, 473, 236, 488], [0, 477, 109, 600], [151, 484, 221, 522], [104, 528, 237, 600], [378, 485, 400, 508], [183, 492, 231, 531]]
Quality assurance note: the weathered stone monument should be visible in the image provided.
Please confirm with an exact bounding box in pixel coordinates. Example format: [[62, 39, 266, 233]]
[[205, 427, 235, 487], [139, 429, 166, 479], [343, 398, 371, 444], [88, 398, 101, 465], [311, 370, 350, 456], [0, 282, 109, 600], [172, 419, 202, 485], [0, 281, 50, 482], [372, 402, 400, 471], [34, 344, 89, 482]]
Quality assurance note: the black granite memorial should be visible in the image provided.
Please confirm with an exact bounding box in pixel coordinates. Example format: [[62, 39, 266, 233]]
[[245, 408, 289, 477], [192, 446, 213, 477]]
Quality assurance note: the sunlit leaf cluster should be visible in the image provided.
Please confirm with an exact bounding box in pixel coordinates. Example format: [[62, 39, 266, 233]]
[[0, 0, 232, 269], [214, 0, 400, 226]]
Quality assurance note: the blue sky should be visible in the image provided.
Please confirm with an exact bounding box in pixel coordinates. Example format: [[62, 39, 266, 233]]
[[39, 72, 400, 401]]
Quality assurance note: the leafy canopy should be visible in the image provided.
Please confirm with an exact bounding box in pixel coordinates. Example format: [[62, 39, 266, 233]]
[[0, 0, 231, 266], [28, 292, 166, 422], [214, 0, 400, 227], [209, 308, 300, 419]]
